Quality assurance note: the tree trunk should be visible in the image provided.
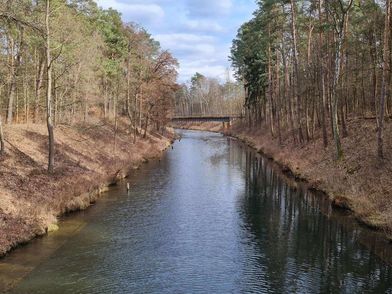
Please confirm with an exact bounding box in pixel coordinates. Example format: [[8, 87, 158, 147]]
[[143, 114, 149, 138], [7, 28, 24, 124], [290, 0, 303, 143], [103, 78, 108, 118], [267, 35, 274, 137], [276, 51, 282, 145], [329, 0, 354, 159], [0, 115, 4, 155], [35, 57, 45, 123], [331, 32, 344, 160], [319, 0, 328, 147], [46, 0, 55, 174], [7, 35, 15, 124], [144, 104, 153, 138], [133, 93, 138, 143], [126, 54, 134, 135], [305, 23, 314, 141], [23, 61, 29, 123], [281, 29, 296, 144], [114, 104, 118, 153], [71, 63, 82, 124], [378, 0, 391, 159], [139, 86, 143, 130]]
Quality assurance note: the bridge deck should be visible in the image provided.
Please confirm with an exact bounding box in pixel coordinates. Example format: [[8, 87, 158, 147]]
[[172, 115, 242, 123]]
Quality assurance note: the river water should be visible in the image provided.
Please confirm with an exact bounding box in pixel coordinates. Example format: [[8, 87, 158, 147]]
[[2, 130, 392, 293]]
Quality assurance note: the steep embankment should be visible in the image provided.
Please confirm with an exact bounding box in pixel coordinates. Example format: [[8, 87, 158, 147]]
[[0, 120, 173, 256], [173, 119, 392, 237]]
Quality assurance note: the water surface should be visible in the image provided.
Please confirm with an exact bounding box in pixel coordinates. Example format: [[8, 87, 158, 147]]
[[2, 130, 392, 293]]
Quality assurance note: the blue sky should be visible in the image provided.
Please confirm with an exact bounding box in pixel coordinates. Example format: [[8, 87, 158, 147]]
[[95, 0, 257, 82]]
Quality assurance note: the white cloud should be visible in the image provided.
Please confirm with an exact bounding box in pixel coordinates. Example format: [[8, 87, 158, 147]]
[[155, 33, 215, 44], [183, 20, 225, 33], [155, 33, 233, 81], [155, 33, 217, 56], [96, 0, 165, 24], [179, 61, 229, 82]]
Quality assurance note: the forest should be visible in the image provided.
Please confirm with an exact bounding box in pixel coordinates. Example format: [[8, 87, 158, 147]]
[[175, 0, 392, 161], [0, 0, 178, 172], [229, 0, 391, 160]]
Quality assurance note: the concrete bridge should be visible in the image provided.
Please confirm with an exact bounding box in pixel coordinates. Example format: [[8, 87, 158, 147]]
[[171, 115, 242, 123], [171, 115, 243, 128]]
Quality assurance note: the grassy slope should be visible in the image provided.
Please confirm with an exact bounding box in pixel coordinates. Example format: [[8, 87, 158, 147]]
[[0, 119, 173, 256], [173, 119, 392, 238]]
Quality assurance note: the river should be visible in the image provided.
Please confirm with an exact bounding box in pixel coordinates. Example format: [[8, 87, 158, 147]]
[[1, 130, 392, 293]]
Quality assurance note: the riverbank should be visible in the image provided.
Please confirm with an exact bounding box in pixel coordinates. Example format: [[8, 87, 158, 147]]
[[0, 119, 173, 257], [173, 119, 392, 238]]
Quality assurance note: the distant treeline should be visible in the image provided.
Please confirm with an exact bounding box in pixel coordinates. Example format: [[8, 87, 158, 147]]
[[174, 72, 245, 117]]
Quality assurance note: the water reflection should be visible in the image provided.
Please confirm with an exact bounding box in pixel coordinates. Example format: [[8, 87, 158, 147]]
[[2, 130, 392, 293], [237, 145, 392, 293]]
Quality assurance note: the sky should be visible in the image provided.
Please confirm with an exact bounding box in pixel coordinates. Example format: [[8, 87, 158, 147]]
[[95, 0, 257, 82]]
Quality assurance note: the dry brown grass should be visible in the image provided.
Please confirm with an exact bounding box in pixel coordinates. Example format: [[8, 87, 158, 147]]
[[175, 118, 392, 238], [0, 119, 173, 256]]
